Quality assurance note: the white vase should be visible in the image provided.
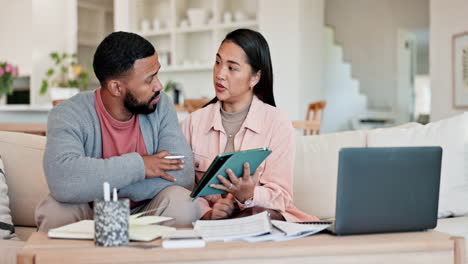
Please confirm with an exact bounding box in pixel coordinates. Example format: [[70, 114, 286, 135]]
[[50, 87, 79, 101]]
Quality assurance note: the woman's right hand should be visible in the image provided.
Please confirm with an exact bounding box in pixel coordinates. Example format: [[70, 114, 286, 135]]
[[211, 197, 235, 220]]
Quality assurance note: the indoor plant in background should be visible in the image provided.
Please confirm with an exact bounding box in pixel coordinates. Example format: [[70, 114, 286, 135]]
[[39, 52, 89, 101], [0, 62, 19, 99]]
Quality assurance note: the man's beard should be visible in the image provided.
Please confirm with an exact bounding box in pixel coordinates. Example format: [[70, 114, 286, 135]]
[[124, 90, 160, 115]]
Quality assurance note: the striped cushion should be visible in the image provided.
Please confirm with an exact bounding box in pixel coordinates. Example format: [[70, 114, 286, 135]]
[[0, 156, 15, 239]]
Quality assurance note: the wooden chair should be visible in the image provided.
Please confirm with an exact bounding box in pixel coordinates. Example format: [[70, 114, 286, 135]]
[[52, 99, 66, 106], [292, 120, 321, 135], [183, 98, 211, 113], [302, 100, 327, 135]]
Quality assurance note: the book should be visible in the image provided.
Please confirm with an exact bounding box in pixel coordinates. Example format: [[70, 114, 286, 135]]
[[48, 214, 175, 242], [190, 148, 272, 198]]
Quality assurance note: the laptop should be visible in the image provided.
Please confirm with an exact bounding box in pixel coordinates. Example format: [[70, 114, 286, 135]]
[[326, 146, 442, 236]]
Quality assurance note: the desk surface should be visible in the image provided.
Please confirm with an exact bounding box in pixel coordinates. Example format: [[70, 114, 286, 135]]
[[18, 231, 465, 264]]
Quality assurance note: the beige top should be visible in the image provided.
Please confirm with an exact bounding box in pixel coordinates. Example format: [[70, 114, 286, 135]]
[[220, 103, 251, 153]]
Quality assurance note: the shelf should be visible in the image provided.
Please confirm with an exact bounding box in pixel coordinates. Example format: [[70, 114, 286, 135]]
[[175, 25, 215, 34], [160, 64, 212, 73], [78, 1, 113, 13], [78, 39, 100, 47], [0, 104, 52, 112], [217, 20, 258, 29], [139, 29, 172, 37]]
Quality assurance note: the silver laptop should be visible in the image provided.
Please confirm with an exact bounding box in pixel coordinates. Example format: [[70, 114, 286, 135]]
[[327, 146, 442, 235]]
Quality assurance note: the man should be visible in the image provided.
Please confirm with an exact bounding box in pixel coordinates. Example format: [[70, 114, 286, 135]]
[[36, 31, 199, 231]]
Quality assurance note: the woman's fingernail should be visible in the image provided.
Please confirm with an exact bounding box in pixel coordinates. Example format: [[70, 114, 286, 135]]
[[179, 165, 184, 168]]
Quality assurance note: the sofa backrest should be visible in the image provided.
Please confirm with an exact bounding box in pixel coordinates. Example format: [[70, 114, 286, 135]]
[[293, 131, 367, 219], [0, 131, 49, 227]]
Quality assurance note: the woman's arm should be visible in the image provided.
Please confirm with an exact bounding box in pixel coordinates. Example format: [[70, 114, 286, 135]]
[[251, 115, 296, 212]]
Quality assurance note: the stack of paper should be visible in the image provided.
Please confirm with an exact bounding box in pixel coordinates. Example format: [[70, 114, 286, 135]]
[[194, 211, 271, 241], [193, 212, 331, 242], [48, 214, 175, 242]]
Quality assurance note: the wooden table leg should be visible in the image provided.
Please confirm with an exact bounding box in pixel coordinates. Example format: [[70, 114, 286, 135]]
[[451, 236, 466, 264]]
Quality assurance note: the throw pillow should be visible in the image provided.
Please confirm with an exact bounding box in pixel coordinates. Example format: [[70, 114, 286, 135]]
[[0, 156, 16, 239], [367, 113, 468, 218]]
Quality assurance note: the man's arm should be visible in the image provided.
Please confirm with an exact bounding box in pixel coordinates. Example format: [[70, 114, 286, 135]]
[[118, 93, 195, 201], [44, 98, 145, 203]]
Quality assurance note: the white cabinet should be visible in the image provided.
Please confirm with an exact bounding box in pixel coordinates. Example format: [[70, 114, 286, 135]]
[[125, 0, 258, 72], [77, 0, 114, 89]]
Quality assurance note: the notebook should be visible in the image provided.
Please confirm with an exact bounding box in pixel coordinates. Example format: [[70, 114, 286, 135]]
[[190, 148, 271, 198], [48, 215, 174, 242]]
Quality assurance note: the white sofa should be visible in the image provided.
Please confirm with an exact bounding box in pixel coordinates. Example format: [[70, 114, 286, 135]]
[[293, 113, 468, 263], [1, 113, 467, 263]]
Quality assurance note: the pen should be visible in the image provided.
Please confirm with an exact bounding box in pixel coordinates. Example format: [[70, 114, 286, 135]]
[[113, 188, 118, 202], [103, 182, 110, 202]]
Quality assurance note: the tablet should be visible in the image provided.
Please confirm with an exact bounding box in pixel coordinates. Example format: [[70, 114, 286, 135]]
[[190, 148, 271, 198]]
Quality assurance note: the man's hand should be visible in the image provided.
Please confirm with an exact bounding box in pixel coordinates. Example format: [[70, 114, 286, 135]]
[[211, 197, 235, 220], [142, 150, 184, 182]]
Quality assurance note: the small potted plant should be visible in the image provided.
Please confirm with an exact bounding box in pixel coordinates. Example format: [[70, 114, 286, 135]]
[[40, 52, 90, 101], [0, 62, 19, 99]]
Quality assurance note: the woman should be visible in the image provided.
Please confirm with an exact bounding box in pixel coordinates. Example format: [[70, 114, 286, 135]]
[[181, 29, 318, 222]]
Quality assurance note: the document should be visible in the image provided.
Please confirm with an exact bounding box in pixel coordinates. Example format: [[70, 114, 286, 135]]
[[270, 220, 330, 240]]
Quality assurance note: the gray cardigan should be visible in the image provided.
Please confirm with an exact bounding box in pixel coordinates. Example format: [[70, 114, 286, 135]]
[[43, 91, 194, 203]]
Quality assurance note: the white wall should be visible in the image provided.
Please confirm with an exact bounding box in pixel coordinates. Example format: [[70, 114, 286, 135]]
[[430, 0, 468, 121], [325, 0, 429, 112], [259, 0, 324, 121], [298, 0, 325, 119], [0, 0, 32, 76], [31, 0, 77, 105]]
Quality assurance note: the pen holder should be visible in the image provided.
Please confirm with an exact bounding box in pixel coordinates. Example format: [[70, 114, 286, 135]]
[[94, 199, 130, 247]]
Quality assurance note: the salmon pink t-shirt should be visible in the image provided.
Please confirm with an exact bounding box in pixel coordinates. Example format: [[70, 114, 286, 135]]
[[95, 88, 148, 158]]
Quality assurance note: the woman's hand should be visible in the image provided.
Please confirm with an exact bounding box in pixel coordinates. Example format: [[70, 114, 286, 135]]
[[211, 197, 235, 220], [209, 162, 261, 203]]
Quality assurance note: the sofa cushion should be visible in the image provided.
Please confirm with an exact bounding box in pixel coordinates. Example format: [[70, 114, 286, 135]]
[[0, 156, 15, 239], [293, 131, 367, 219], [15, 226, 36, 241], [367, 113, 468, 218], [0, 131, 49, 227]]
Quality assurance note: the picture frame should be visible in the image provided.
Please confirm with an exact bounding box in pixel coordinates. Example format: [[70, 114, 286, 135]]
[[453, 31, 468, 108]]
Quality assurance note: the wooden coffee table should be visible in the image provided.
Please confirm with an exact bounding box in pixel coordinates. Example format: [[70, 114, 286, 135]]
[[18, 231, 465, 264]]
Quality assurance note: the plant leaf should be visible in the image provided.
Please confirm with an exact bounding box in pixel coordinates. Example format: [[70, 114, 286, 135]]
[[40, 80, 48, 95], [46, 68, 54, 76]]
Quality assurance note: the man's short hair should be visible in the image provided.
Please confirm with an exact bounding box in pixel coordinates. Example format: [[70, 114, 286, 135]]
[[93, 31, 155, 85]]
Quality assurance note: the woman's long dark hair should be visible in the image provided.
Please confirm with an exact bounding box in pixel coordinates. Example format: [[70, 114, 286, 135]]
[[205, 28, 276, 107]]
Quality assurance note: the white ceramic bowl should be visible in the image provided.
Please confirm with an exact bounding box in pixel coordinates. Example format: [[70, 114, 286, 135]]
[[187, 8, 207, 27]]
